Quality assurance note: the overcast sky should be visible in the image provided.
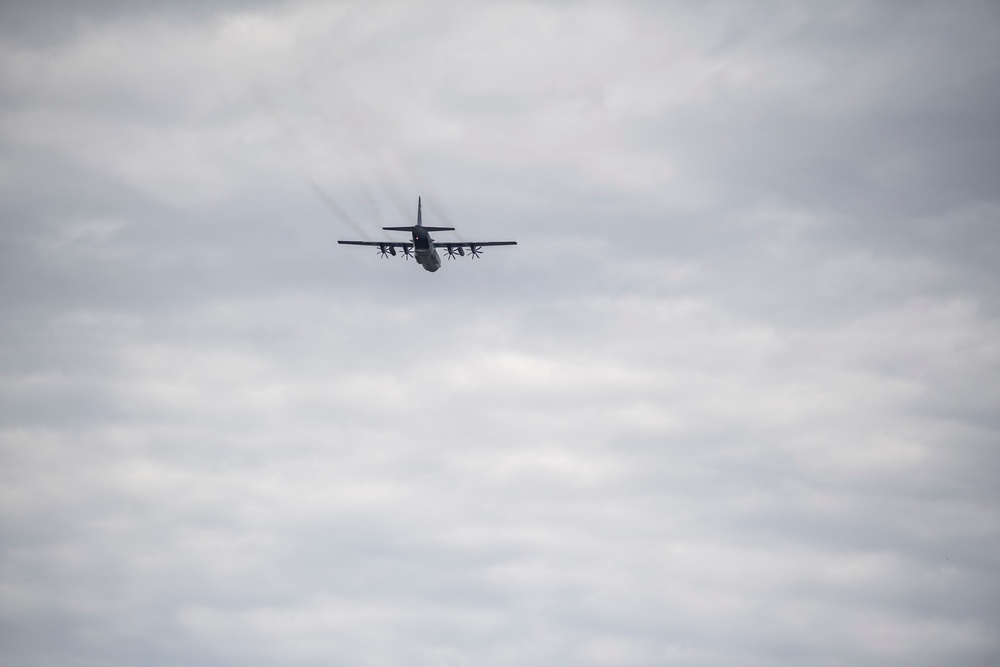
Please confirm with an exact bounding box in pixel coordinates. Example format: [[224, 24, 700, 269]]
[[1, 2, 999, 666]]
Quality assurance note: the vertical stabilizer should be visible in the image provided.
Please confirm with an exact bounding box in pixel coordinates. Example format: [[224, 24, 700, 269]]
[[382, 196, 453, 232]]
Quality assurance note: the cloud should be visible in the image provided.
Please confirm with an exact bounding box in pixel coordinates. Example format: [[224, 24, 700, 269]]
[[1, 2, 998, 666]]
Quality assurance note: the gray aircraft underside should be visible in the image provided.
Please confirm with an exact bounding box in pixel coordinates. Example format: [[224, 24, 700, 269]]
[[338, 197, 517, 272]]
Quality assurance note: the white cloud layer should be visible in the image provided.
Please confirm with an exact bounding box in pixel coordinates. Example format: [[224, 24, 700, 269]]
[[1, 2, 998, 666]]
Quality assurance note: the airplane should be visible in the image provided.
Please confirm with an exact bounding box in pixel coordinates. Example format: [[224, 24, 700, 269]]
[[338, 197, 516, 272]]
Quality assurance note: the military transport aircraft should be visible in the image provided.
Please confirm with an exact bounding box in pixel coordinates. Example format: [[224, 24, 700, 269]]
[[338, 197, 517, 272]]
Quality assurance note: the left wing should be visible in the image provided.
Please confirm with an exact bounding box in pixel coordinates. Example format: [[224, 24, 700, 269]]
[[339, 240, 414, 258], [338, 241, 413, 248]]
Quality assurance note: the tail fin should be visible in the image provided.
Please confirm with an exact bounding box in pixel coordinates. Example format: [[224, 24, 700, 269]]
[[383, 196, 455, 232]]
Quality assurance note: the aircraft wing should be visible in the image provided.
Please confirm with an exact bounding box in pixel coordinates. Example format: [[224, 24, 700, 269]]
[[338, 241, 516, 248], [437, 241, 517, 248], [338, 240, 413, 248]]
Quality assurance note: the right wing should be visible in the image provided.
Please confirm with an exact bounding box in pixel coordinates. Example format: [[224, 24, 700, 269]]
[[436, 241, 518, 248]]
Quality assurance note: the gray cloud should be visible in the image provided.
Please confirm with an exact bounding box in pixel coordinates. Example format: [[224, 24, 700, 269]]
[[1, 2, 998, 666]]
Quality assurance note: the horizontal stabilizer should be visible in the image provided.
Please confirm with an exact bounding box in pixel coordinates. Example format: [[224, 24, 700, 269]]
[[383, 225, 456, 233]]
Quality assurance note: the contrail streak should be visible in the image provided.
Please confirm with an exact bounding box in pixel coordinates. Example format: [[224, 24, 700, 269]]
[[301, 175, 372, 241], [253, 88, 375, 241]]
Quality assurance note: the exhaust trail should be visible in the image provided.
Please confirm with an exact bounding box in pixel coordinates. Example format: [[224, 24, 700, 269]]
[[354, 174, 389, 229], [371, 147, 419, 219], [259, 80, 467, 241], [374, 150, 469, 241], [422, 195, 459, 229], [418, 184, 467, 242], [301, 175, 372, 241], [304, 88, 444, 231], [253, 88, 376, 241]]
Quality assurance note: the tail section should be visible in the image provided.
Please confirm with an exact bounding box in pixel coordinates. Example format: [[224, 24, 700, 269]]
[[383, 196, 455, 233]]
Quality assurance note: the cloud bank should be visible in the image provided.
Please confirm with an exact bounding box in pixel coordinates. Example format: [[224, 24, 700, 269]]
[[1, 2, 998, 665]]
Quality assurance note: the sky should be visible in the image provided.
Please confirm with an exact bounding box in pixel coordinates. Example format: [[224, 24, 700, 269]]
[[1, 1, 999, 665]]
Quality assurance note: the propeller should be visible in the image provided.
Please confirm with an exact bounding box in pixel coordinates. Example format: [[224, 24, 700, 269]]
[[401, 246, 413, 260], [469, 245, 483, 259], [377, 245, 391, 258], [445, 246, 459, 259]]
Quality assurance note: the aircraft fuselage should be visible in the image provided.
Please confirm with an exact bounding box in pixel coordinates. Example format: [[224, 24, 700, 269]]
[[412, 227, 442, 273]]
